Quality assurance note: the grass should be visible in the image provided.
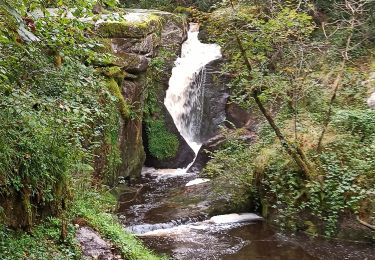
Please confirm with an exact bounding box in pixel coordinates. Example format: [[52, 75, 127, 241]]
[[71, 187, 163, 260], [0, 183, 163, 260], [0, 218, 81, 260]]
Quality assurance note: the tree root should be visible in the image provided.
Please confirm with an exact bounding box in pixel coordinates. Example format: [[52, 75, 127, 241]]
[[357, 216, 375, 231]]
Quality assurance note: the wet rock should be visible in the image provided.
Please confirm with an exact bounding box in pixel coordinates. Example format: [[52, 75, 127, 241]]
[[337, 216, 375, 242], [76, 226, 122, 260], [111, 53, 149, 74], [188, 131, 256, 173], [225, 102, 264, 132], [226, 103, 252, 128], [197, 59, 230, 143], [188, 134, 226, 173]]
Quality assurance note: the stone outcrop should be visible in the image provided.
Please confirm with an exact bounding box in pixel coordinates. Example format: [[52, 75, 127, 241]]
[[93, 9, 191, 177]]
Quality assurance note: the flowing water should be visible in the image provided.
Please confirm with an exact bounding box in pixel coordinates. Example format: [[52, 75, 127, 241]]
[[118, 168, 375, 260], [164, 23, 222, 154], [117, 24, 375, 259]]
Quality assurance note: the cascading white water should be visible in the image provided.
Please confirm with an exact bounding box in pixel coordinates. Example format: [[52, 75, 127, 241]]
[[164, 23, 222, 155]]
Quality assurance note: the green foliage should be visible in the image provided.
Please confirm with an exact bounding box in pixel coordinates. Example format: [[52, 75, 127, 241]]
[[199, 0, 375, 238], [0, 218, 81, 259], [0, 0, 123, 228], [123, 0, 222, 11], [306, 142, 375, 236], [0, 43, 118, 199], [203, 136, 257, 211], [146, 119, 179, 160], [333, 109, 375, 141]]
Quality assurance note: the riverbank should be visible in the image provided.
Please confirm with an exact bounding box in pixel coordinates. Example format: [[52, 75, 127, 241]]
[[0, 185, 162, 260]]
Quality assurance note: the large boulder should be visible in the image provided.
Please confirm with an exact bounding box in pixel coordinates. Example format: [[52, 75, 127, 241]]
[[189, 130, 256, 173], [188, 134, 226, 173]]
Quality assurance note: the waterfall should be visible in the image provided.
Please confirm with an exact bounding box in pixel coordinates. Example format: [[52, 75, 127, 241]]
[[164, 23, 222, 156]]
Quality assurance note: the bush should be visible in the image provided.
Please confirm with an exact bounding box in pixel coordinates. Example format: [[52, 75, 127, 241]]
[[146, 119, 179, 160]]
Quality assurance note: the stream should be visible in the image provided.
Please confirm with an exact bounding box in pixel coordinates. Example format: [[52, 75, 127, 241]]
[[117, 24, 375, 259], [117, 168, 375, 260]]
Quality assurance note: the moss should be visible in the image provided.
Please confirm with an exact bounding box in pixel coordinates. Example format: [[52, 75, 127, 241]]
[[101, 66, 126, 79], [146, 119, 179, 160], [111, 52, 147, 71], [96, 14, 164, 38], [106, 78, 131, 120], [94, 38, 113, 53], [71, 188, 163, 260], [174, 6, 194, 15], [304, 221, 318, 235], [21, 189, 32, 230]]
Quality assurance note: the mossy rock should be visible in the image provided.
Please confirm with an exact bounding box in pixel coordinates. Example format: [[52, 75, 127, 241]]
[[96, 14, 164, 38], [100, 66, 126, 79], [112, 52, 149, 73], [106, 78, 131, 120], [93, 38, 113, 53]]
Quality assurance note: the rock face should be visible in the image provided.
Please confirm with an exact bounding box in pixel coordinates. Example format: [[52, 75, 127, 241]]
[[76, 226, 122, 260], [368, 93, 375, 108], [188, 134, 226, 173], [197, 59, 229, 143], [188, 131, 255, 173], [92, 10, 189, 179]]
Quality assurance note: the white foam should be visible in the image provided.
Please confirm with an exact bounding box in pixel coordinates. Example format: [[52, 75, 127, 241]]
[[141, 167, 192, 179], [206, 213, 262, 224], [185, 178, 210, 187], [138, 213, 261, 237]]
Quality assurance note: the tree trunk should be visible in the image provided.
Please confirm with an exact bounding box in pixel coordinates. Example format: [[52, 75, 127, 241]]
[[316, 62, 345, 152], [234, 29, 313, 179]]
